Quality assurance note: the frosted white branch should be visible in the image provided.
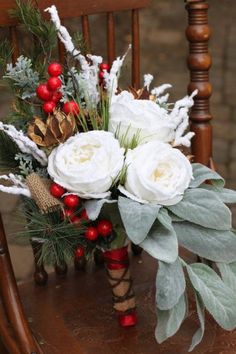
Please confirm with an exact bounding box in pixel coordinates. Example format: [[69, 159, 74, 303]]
[[45, 5, 102, 105], [0, 174, 31, 197], [0, 122, 47, 166], [157, 93, 170, 105], [151, 84, 172, 97], [104, 45, 131, 99], [143, 74, 154, 91]]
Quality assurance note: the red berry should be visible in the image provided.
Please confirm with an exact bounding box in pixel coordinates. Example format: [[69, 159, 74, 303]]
[[85, 226, 98, 241], [52, 91, 62, 103], [43, 101, 56, 114], [75, 246, 85, 258], [36, 84, 52, 101], [80, 209, 89, 221], [47, 77, 62, 91], [62, 101, 80, 115], [99, 71, 105, 80], [61, 208, 75, 220], [97, 219, 113, 237], [100, 62, 110, 71], [50, 182, 65, 198], [48, 62, 63, 77], [64, 194, 80, 208]]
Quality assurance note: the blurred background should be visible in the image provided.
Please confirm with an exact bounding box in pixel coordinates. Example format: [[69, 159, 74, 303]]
[[0, 0, 235, 281]]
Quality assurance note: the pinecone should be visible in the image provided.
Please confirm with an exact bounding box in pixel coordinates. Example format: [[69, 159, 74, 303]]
[[28, 110, 76, 147]]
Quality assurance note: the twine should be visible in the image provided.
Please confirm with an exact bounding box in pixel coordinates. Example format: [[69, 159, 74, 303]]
[[106, 266, 136, 313]]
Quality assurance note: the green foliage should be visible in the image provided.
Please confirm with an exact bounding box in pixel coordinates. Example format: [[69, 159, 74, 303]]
[[10, 0, 57, 68], [3, 56, 39, 98], [6, 98, 35, 131], [0, 130, 19, 172], [18, 198, 86, 266]]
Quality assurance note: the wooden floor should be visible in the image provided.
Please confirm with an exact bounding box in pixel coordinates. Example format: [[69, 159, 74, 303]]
[[17, 252, 236, 354]]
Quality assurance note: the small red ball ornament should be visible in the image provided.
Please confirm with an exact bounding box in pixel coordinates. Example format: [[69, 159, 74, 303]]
[[62, 101, 80, 115], [64, 194, 80, 208], [36, 84, 52, 101], [97, 219, 113, 237], [75, 246, 85, 258], [47, 77, 62, 91], [85, 226, 98, 241], [48, 62, 62, 77], [118, 311, 137, 327], [42, 101, 56, 113], [100, 62, 110, 71], [52, 91, 62, 103], [80, 209, 89, 221], [50, 182, 65, 198]]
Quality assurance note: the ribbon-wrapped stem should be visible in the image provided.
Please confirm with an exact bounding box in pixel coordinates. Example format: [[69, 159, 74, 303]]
[[103, 246, 137, 327]]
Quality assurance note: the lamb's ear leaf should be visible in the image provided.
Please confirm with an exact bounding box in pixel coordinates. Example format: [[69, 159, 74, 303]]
[[168, 188, 231, 231], [140, 209, 178, 263], [118, 196, 161, 244], [188, 292, 205, 352], [201, 184, 236, 204], [174, 221, 236, 263], [217, 262, 236, 293], [187, 263, 236, 330], [190, 163, 224, 188], [155, 293, 186, 344], [156, 258, 186, 310]]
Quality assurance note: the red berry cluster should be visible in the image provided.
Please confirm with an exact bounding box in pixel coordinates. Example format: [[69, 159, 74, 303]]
[[50, 181, 113, 259], [84, 219, 113, 241], [99, 62, 110, 86], [36, 62, 80, 115]]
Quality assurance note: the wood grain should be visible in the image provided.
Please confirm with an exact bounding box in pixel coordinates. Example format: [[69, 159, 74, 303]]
[[0, 0, 151, 27]]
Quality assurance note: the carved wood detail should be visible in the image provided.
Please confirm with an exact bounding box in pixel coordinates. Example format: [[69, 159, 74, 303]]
[[186, 0, 213, 166]]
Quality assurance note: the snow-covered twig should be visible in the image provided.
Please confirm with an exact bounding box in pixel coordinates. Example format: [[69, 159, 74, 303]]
[[0, 174, 31, 197], [0, 122, 47, 166], [143, 74, 154, 91]]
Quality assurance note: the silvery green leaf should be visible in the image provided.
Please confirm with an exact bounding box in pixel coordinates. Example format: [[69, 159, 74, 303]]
[[200, 184, 236, 204], [118, 196, 161, 244], [217, 262, 236, 293], [189, 292, 205, 352], [175, 222, 236, 263], [140, 209, 178, 263], [187, 263, 236, 330], [168, 188, 231, 230], [84, 199, 117, 220], [190, 163, 224, 188], [156, 258, 186, 310], [155, 293, 186, 343]]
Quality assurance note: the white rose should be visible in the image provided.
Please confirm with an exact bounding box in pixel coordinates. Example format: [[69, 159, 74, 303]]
[[48, 131, 125, 199], [119, 141, 192, 206], [109, 91, 176, 145]]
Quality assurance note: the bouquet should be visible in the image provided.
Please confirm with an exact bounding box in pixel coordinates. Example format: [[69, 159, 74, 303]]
[[1, 1, 236, 350]]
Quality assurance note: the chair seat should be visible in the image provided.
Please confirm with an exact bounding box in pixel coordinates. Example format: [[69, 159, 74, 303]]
[[15, 252, 236, 354]]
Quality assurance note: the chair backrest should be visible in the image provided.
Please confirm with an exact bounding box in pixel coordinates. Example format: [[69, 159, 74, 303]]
[[0, 0, 151, 89]]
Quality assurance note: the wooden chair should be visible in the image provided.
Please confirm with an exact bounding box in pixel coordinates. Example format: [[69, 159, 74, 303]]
[[0, 1, 233, 353]]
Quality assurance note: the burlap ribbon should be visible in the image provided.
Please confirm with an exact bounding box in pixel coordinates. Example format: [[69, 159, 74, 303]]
[[26, 173, 62, 213]]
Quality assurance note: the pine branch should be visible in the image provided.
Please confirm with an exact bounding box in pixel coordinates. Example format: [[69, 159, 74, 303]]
[[10, 0, 57, 68], [17, 198, 86, 266], [6, 98, 36, 131]]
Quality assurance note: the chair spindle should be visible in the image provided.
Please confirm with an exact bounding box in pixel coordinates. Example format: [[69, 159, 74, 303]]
[[132, 9, 141, 89], [107, 12, 116, 66], [82, 15, 92, 52], [9, 26, 19, 64], [186, 0, 212, 166]]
